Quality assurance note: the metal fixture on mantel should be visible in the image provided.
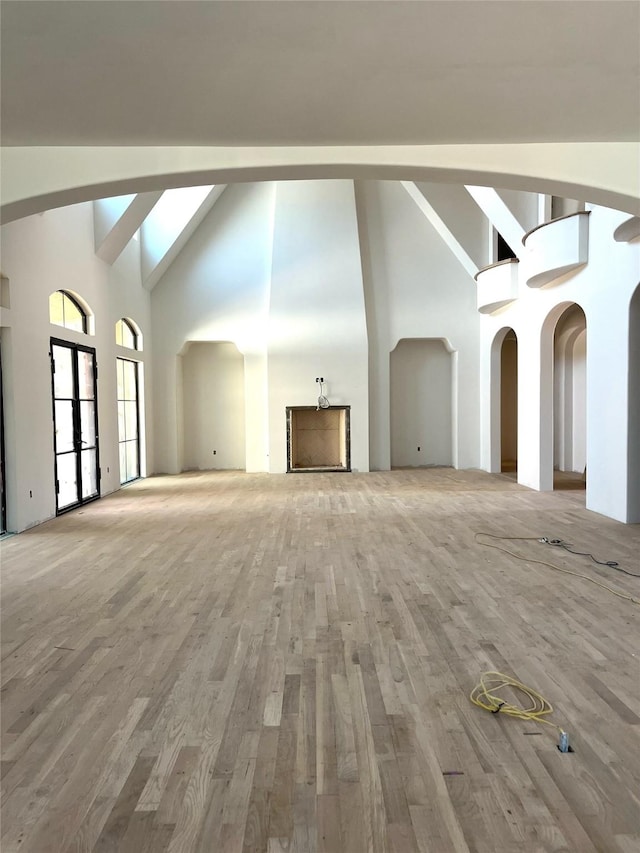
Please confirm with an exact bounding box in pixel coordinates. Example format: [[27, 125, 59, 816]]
[[315, 377, 330, 410]]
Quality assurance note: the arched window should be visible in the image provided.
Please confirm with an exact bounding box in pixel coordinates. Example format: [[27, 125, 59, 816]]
[[49, 291, 88, 333], [115, 318, 142, 351]]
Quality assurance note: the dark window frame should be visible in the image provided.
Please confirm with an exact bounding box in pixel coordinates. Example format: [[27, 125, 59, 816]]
[[50, 337, 101, 514]]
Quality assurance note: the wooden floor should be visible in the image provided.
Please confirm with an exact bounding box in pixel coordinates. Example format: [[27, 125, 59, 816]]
[[2, 469, 640, 853]]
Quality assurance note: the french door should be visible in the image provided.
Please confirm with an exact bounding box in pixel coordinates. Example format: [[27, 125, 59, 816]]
[[0, 341, 6, 533], [50, 339, 100, 513], [117, 357, 140, 483]]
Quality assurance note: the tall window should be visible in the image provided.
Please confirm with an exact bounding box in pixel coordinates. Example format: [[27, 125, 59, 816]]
[[115, 318, 141, 350], [117, 358, 140, 483], [49, 291, 88, 333]]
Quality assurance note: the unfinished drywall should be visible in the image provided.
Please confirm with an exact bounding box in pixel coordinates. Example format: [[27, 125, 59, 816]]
[[390, 338, 452, 467], [182, 341, 245, 470]]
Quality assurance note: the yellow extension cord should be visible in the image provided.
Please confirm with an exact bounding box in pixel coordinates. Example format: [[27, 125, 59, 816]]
[[474, 532, 640, 607], [470, 671, 565, 737]]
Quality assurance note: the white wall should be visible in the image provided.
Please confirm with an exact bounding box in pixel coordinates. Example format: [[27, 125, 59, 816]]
[[0, 202, 150, 532], [480, 204, 639, 521], [151, 182, 274, 474], [390, 339, 452, 467], [3, 185, 638, 531], [182, 342, 245, 470], [267, 180, 369, 472], [355, 180, 480, 471]]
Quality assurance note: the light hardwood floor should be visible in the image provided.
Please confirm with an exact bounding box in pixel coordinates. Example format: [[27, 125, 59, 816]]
[[1, 468, 639, 852]]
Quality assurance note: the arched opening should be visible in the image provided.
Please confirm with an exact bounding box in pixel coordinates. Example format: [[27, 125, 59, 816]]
[[487, 327, 517, 475], [500, 330, 518, 475], [628, 284, 640, 521], [552, 304, 587, 490], [390, 338, 452, 468]]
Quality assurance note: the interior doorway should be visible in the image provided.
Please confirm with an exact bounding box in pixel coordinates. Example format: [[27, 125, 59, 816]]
[[50, 338, 100, 513], [628, 284, 640, 520], [500, 330, 518, 473], [553, 304, 587, 490]]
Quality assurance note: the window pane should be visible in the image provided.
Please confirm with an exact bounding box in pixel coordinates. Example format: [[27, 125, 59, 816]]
[[80, 400, 96, 448], [64, 295, 85, 332], [116, 358, 125, 399], [119, 443, 127, 484], [57, 453, 78, 509], [49, 292, 65, 327], [124, 401, 138, 441], [123, 360, 136, 399], [77, 351, 95, 399], [52, 345, 74, 398], [126, 440, 139, 481], [54, 400, 75, 453], [81, 449, 98, 499], [122, 321, 135, 349], [115, 320, 124, 347], [117, 401, 126, 442]]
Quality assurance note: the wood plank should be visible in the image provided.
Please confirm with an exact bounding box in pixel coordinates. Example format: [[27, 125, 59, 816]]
[[1, 468, 639, 852]]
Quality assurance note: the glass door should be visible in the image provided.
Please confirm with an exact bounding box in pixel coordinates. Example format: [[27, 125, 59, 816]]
[[0, 341, 6, 534], [51, 339, 100, 513], [117, 357, 140, 483]]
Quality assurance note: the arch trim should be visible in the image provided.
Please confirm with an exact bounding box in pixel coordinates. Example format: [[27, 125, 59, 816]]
[[2, 142, 639, 223]]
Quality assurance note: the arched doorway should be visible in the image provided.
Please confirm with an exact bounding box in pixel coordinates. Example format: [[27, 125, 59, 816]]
[[552, 304, 587, 490], [488, 327, 518, 475], [628, 284, 640, 521], [500, 330, 518, 474]]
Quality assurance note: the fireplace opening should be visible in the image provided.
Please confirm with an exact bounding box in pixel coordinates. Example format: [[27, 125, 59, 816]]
[[286, 406, 351, 472]]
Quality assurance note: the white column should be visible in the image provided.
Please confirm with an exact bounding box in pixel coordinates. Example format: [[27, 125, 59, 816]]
[[517, 322, 554, 491], [586, 306, 631, 522]]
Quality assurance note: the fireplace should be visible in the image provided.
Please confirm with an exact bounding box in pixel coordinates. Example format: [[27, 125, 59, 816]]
[[286, 406, 351, 472]]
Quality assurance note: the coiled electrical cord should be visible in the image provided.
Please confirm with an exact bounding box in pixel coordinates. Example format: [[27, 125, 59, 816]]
[[470, 671, 566, 740], [474, 533, 640, 606]]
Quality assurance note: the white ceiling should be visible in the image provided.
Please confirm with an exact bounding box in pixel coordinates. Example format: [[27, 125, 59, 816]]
[[2, 0, 639, 147]]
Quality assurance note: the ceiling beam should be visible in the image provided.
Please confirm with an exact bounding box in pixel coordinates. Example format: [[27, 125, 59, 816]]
[[94, 192, 163, 265]]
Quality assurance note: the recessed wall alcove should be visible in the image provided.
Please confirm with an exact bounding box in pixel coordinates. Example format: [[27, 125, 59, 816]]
[[286, 406, 351, 472]]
